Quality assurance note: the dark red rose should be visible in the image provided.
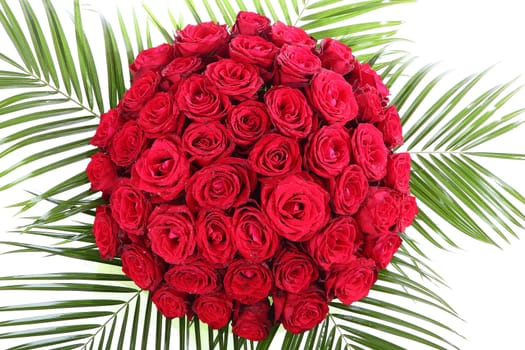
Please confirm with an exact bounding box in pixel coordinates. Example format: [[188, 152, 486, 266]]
[[352, 62, 390, 99], [385, 153, 411, 193], [325, 258, 377, 305], [119, 70, 160, 118], [164, 256, 221, 294], [137, 92, 184, 138], [306, 125, 351, 178], [176, 75, 231, 122], [109, 121, 146, 167], [91, 108, 123, 148], [182, 121, 234, 166], [151, 284, 191, 319], [161, 56, 204, 89], [147, 204, 195, 264], [227, 100, 270, 147], [377, 105, 403, 149], [131, 137, 190, 201], [232, 11, 271, 36], [232, 299, 272, 341], [264, 86, 313, 139], [193, 292, 232, 329], [248, 134, 302, 178], [224, 259, 272, 304], [93, 205, 119, 260], [351, 123, 388, 181], [356, 88, 385, 123], [186, 157, 256, 211], [363, 233, 401, 270], [205, 58, 263, 101], [274, 44, 321, 87], [356, 187, 401, 236], [232, 205, 280, 262], [229, 35, 278, 81], [196, 209, 236, 267], [307, 69, 358, 125], [121, 244, 163, 290], [329, 165, 369, 215], [111, 182, 151, 235], [86, 152, 118, 195], [306, 216, 362, 271], [261, 173, 330, 242], [130, 43, 174, 76], [398, 194, 417, 232], [319, 38, 354, 75], [270, 21, 316, 48], [273, 247, 318, 293], [273, 286, 328, 334], [175, 22, 229, 58]]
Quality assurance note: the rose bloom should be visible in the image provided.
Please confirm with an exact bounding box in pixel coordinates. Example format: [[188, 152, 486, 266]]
[[227, 100, 270, 148], [151, 284, 190, 319], [164, 256, 221, 294], [248, 133, 302, 178], [273, 247, 318, 293], [363, 233, 402, 270], [224, 259, 273, 305], [196, 209, 236, 267], [205, 58, 263, 101], [110, 181, 151, 235], [329, 164, 369, 215], [270, 21, 316, 48], [377, 105, 403, 149], [385, 153, 411, 193], [351, 62, 390, 99], [306, 125, 351, 178], [319, 38, 354, 75], [355, 88, 385, 123], [325, 258, 377, 305], [356, 187, 401, 236], [193, 293, 233, 329], [229, 35, 278, 81], [232, 11, 271, 36], [161, 56, 204, 87], [351, 123, 388, 181], [398, 194, 418, 232], [109, 121, 146, 167], [232, 299, 272, 341], [130, 43, 174, 77], [86, 152, 118, 196], [121, 244, 164, 291], [90, 108, 123, 149], [175, 22, 229, 57], [137, 92, 184, 138], [93, 205, 119, 260], [274, 44, 321, 87], [119, 70, 160, 118], [182, 121, 234, 166]]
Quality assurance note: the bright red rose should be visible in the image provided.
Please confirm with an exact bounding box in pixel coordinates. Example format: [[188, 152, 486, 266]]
[[325, 258, 377, 305], [261, 173, 330, 242], [193, 293, 233, 329], [151, 284, 191, 319], [229, 35, 278, 81], [329, 164, 369, 215], [351, 123, 388, 181], [182, 121, 234, 166], [363, 233, 401, 270], [131, 137, 190, 201], [121, 244, 163, 290], [119, 70, 160, 118], [356, 187, 401, 236], [109, 121, 146, 167], [147, 204, 195, 264], [352, 62, 390, 99], [175, 22, 229, 58], [274, 44, 321, 87], [319, 38, 354, 75], [130, 43, 174, 76], [398, 194, 418, 232], [196, 209, 236, 267], [164, 256, 221, 294], [86, 152, 118, 195], [377, 105, 403, 149], [306, 216, 362, 271], [93, 205, 119, 260], [264, 86, 313, 139], [306, 125, 351, 178], [356, 88, 385, 123], [227, 100, 270, 148], [161, 56, 204, 87], [110, 182, 151, 235], [248, 134, 302, 178], [137, 92, 184, 138], [205, 59, 263, 101], [270, 21, 316, 48], [232, 299, 272, 341], [273, 247, 318, 293], [91, 108, 123, 149], [224, 259, 272, 304], [307, 69, 358, 125], [385, 153, 411, 193], [232, 11, 271, 36], [232, 205, 280, 262]]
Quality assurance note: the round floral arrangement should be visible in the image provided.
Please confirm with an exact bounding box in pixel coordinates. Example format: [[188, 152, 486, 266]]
[[86, 11, 417, 341]]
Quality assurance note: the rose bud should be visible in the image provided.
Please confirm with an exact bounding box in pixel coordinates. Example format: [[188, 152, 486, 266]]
[[175, 22, 229, 58], [227, 100, 271, 148], [110, 181, 151, 235], [329, 164, 369, 215], [86, 152, 118, 196], [325, 258, 377, 305], [377, 105, 403, 149], [161, 56, 204, 88], [398, 194, 418, 232], [306, 125, 351, 178], [151, 284, 191, 319], [363, 233, 402, 270], [193, 292, 233, 329], [90, 108, 123, 149], [137, 92, 184, 138], [229, 35, 278, 81], [109, 121, 146, 167], [355, 87, 385, 123], [93, 205, 119, 260], [248, 134, 302, 178], [319, 38, 354, 75], [196, 209, 237, 267], [351, 123, 388, 181], [224, 259, 273, 305], [232, 299, 272, 341], [119, 70, 160, 118], [274, 44, 321, 87], [232, 11, 271, 36], [273, 247, 318, 293], [121, 244, 164, 291], [356, 187, 401, 236], [164, 256, 221, 294], [130, 43, 174, 77], [385, 153, 411, 193], [351, 62, 390, 99], [270, 21, 316, 48]]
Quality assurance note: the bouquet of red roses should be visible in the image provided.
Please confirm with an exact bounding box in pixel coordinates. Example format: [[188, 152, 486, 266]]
[[86, 11, 417, 341]]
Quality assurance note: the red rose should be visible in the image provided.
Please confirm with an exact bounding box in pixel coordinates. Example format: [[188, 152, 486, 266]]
[[224, 259, 272, 304], [274, 44, 321, 87], [352, 62, 390, 99], [377, 105, 403, 149], [205, 58, 263, 101], [119, 70, 160, 118], [306, 216, 362, 271], [121, 244, 163, 290], [176, 75, 231, 122], [385, 153, 411, 193], [363, 233, 401, 270], [351, 123, 388, 181], [130, 43, 174, 77], [196, 209, 236, 267], [398, 194, 418, 232], [147, 204, 195, 264], [356, 187, 401, 236], [110, 182, 151, 235], [229, 35, 278, 81], [270, 21, 316, 48], [232, 299, 272, 341], [306, 125, 351, 178], [109, 121, 146, 167], [325, 258, 377, 305], [161, 56, 204, 87], [356, 88, 385, 123], [186, 157, 256, 211], [93, 205, 119, 260], [319, 38, 354, 75], [264, 86, 313, 139], [86, 152, 118, 195], [329, 165, 369, 215], [182, 121, 234, 166], [273, 247, 318, 293], [227, 100, 270, 148], [232, 11, 271, 36], [307, 69, 358, 125], [164, 256, 221, 294], [151, 284, 191, 319], [261, 173, 330, 242], [91, 108, 123, 148], [193, 293, 232, 329], [248, 134, 302, 178], [273, 286, 328, 334], [137, 92, 184, 138], [175, 22, 229, 58]]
